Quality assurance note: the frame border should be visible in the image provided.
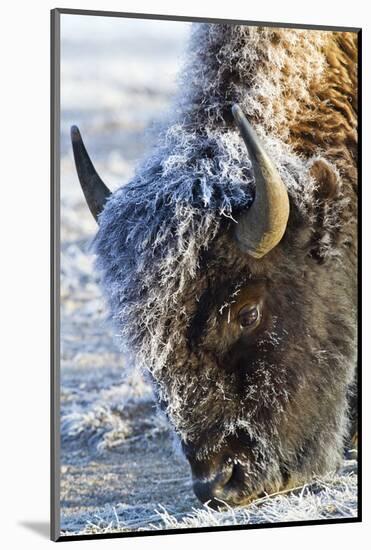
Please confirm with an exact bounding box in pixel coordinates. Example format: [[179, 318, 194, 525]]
[[51, 7, 362, 542], [54, 7, 361, 32], [51, 8, 61, 543]]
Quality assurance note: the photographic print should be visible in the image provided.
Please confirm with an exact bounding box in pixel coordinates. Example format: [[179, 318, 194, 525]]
[[51, 9, 360, 541]]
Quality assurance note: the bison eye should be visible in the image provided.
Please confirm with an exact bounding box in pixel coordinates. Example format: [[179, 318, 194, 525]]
[[238, 305, 260, 329]]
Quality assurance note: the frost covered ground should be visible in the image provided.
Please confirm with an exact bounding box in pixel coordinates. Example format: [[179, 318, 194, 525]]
[[59, 15, 357, 536]]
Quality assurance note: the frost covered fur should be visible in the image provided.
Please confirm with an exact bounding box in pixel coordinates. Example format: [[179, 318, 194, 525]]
[[93, 24, 357, 504]]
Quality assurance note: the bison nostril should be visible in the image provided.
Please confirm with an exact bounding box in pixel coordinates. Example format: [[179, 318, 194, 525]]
[[192, 461, 235, 507]]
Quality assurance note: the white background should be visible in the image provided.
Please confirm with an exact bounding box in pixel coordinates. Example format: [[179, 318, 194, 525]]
[[0, 0, 368, 548]]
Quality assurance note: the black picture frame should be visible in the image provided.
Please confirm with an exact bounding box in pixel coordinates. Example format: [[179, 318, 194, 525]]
[[51, 8, 362, 542]]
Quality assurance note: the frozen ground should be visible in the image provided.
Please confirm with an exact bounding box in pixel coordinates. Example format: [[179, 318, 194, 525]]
[[59, 15, 357, 536]]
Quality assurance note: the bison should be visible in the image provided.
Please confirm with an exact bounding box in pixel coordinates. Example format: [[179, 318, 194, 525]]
[[71, 24, 358, 508]]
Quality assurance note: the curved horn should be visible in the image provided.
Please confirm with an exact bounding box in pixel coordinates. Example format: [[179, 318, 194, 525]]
[[70, 126, 111, 222], [231, 104, 290, 259]]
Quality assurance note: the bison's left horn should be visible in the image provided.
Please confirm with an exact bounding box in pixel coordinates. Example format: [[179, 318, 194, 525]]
[[70, 126, 112, 222], [232, 104, 290, 259]]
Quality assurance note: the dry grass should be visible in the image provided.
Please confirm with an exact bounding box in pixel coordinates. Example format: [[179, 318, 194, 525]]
[[61, 466, 357, 536]]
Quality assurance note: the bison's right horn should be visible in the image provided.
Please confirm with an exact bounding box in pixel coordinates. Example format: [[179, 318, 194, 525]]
[[70, 126, 112, 223], [232, 104, 290, 259]]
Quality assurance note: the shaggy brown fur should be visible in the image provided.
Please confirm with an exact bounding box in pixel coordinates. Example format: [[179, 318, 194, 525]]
[[289, 32, 358, 266]]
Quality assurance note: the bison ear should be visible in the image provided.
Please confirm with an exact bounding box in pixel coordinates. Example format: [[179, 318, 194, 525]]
[[307, 159, 340, 263], [309, 159, 339, 201]]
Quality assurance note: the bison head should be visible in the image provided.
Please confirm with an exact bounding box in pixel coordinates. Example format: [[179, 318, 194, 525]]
[[71, 105, 356, 508]]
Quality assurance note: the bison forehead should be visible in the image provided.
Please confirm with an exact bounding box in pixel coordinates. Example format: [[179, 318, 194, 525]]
[[93, 148, 312, 386]]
